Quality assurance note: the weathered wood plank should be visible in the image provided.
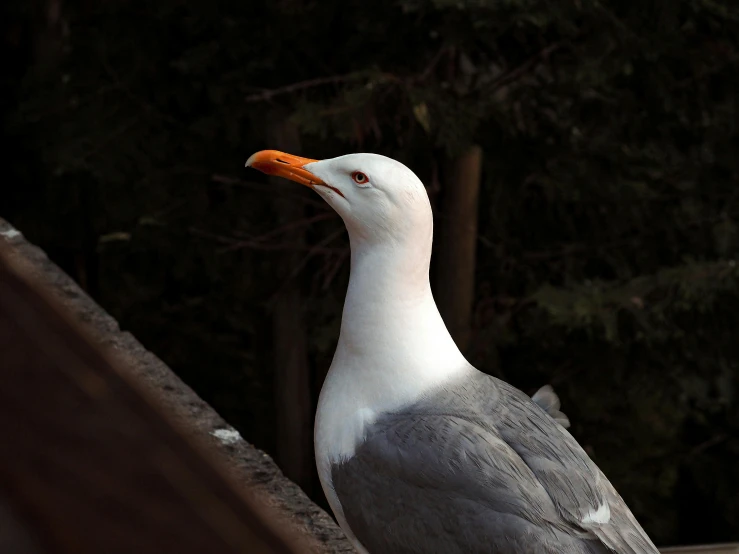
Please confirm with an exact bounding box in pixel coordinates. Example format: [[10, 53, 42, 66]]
[[0, 243, 306, 554], [660, 544, 739, 553]]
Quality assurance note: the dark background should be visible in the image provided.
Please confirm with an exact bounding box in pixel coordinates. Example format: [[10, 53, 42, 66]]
[[3, 0, 739, 547]]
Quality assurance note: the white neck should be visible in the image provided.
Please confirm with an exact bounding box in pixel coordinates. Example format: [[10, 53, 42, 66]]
[[314, 227, 470, 548], [315, 226, 469, 464], [337, 232, 464, 377]]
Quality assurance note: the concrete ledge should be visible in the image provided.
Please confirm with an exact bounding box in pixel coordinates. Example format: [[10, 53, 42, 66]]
[[0, 218, 353, 554]]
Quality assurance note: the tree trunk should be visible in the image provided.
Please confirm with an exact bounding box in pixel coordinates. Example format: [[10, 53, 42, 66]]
[[266, 115, 313, 494], [434, 145, 483, 353]]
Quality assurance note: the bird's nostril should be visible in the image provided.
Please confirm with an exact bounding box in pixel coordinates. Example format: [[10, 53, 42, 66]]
[[275, 158, 290, 165]]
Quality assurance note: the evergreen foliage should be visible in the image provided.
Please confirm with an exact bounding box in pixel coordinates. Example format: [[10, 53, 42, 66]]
[[6, 0, 739, 544]]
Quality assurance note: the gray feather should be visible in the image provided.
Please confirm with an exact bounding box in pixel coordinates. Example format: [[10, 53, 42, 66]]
[[531, 384, 571, 429], [331, 370, 658, 554]]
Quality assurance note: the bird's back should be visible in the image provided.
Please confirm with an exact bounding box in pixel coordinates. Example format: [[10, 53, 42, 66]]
[[327, 369, 658, 554]]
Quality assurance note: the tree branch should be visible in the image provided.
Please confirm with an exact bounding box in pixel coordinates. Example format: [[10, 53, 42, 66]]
[[487, 41, 564, 92], [244, 73, 370, 103], [188, 227, 343, 254], [243, 46, 447, 104]]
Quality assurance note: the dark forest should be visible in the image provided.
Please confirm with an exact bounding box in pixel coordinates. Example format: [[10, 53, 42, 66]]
[[3, 0, 739, 547]]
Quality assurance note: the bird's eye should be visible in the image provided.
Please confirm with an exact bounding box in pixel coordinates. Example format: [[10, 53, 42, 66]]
[[352, 171, 369, 185]]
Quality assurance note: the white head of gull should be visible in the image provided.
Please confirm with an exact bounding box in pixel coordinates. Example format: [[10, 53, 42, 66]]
[[246, 150, 659, 554]]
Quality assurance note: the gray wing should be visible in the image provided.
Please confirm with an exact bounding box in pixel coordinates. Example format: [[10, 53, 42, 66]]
[[332, 412, 609, 554], [487, 376, 659, 554], [531, 384, 570, 428]]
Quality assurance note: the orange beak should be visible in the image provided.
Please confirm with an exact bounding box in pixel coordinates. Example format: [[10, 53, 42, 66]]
[[245, 150, 324, 188]]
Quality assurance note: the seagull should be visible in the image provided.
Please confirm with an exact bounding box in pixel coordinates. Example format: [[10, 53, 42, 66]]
[[246, 150, 659, 554]]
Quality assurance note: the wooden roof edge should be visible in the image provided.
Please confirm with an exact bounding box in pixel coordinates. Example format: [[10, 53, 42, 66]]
[[0, 218, 352, 553], [660, 544, 739, 553], [0, 230, 311, 553]]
